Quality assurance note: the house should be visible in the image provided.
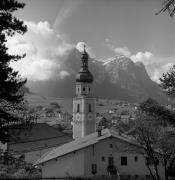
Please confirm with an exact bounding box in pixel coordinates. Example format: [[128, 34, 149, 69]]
[[9, 123, 72, 163], [33, 45, 165, 179], [34, 129, 164, 179], [120, 115, 131, 123]]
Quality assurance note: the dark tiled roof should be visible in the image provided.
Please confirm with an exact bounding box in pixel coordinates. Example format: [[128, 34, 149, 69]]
[[9, 123, 73, 153]]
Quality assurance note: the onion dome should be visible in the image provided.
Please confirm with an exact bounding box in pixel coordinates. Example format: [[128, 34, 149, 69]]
[[76, 44, 93, 83], [76, 69, 93, 83]]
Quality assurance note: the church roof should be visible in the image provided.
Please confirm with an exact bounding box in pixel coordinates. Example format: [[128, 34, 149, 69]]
[[75, 69, 93, 83], [34, 128, 141, 166]]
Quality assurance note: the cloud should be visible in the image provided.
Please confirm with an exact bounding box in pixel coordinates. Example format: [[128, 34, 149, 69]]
[[105, 38, 131, 57], [131, 52, 174, 83], [7, 21, 73, 81], [114, 47, 131, 57], [76, 41, 86, 52], [149, 63, 174, 83], [130, 52, 153, 65], [76, 41, 96, 58], [53, 0, 82, 30], [59, 71, 70, 79]]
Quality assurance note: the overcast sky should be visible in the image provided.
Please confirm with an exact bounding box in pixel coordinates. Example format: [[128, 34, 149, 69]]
[[8, 0, 175, 82]]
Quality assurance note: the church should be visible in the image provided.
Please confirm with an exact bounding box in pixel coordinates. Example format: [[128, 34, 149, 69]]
[[34, 46, 164, 179]]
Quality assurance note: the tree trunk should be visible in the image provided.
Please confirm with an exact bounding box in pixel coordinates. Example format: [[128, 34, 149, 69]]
[[164, 159, 169, 180], [154, 165, 161, 180], [146, 164, 157, 180]]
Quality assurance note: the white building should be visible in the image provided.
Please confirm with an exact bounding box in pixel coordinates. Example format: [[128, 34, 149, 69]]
[[34, 129, 164, 178], [34, 45, 165, 179]]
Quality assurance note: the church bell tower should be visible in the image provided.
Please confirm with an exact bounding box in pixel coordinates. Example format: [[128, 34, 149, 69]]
[[73, 44, 96, 139]]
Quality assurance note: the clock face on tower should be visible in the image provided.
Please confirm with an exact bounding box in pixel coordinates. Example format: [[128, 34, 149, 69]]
[[76, 113, 81, 121], [87, 113, 93, 120]]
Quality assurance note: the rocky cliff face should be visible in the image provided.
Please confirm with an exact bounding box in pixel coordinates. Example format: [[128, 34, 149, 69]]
[[27, 49, 168, 103]]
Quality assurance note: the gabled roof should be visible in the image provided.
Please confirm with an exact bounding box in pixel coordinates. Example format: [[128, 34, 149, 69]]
[[34, 128, 141, 166]]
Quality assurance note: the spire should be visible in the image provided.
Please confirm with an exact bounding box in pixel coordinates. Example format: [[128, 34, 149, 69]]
[[83, 42, 86, 54], [75, 42, 93, 83], [81, 42, 88, 71]]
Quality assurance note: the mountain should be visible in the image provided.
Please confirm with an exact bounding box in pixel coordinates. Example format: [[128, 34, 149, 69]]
[[27, 49, 168, 103]]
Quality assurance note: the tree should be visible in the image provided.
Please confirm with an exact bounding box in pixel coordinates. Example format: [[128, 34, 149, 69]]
[[139, 98, 175, 125], [0, 0, 27, 143], [156, 0, 175, 17], [160, 65, 175, 98], [132, 112, 162, 180], [128, 98, 175, 180]]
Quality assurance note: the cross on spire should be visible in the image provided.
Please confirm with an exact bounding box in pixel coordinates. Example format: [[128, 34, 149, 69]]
[[83, 41, 86, 53]]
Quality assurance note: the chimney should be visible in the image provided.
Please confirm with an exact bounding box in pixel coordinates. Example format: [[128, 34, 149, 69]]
[[97, 128, 102, 137]]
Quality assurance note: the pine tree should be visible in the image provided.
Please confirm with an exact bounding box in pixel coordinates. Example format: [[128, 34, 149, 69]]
[[159, 65, 175, 98], [0, 0, 27, 143]]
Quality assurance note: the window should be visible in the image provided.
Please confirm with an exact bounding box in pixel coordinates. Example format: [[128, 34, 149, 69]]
[[134, 156, 138, 162], [109, 144, 113, 148], [146, 175, 151, 179], [108, 156, 114, 166], [89, 87, 90, 92], [89, 104, 92, 112], [91, 164, 97, 174], [102, 156, 105, 162], [83, 87, 85, 91], [121, 156, 127, 166], [77, 104, 80, 112], [134, 175, 138, 180], [77, 88, 79, 92], [120, 175, 129, 180]]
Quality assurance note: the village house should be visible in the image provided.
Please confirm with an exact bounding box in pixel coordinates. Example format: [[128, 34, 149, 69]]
[[34, 129, 164, 178], [120, 115, 131, 123], [34, 45, 165, 179]]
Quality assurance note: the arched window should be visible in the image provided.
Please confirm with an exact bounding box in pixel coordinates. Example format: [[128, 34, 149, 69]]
[[77, 104, 80, 112], [89, 104, 92, 112]]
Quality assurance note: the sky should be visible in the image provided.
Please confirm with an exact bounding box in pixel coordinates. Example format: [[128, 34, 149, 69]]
[[7, 0, 175, 82]]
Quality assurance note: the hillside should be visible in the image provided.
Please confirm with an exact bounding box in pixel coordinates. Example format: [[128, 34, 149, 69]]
[[26, 48, 168, 103], [25, 94, 136, 116]]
